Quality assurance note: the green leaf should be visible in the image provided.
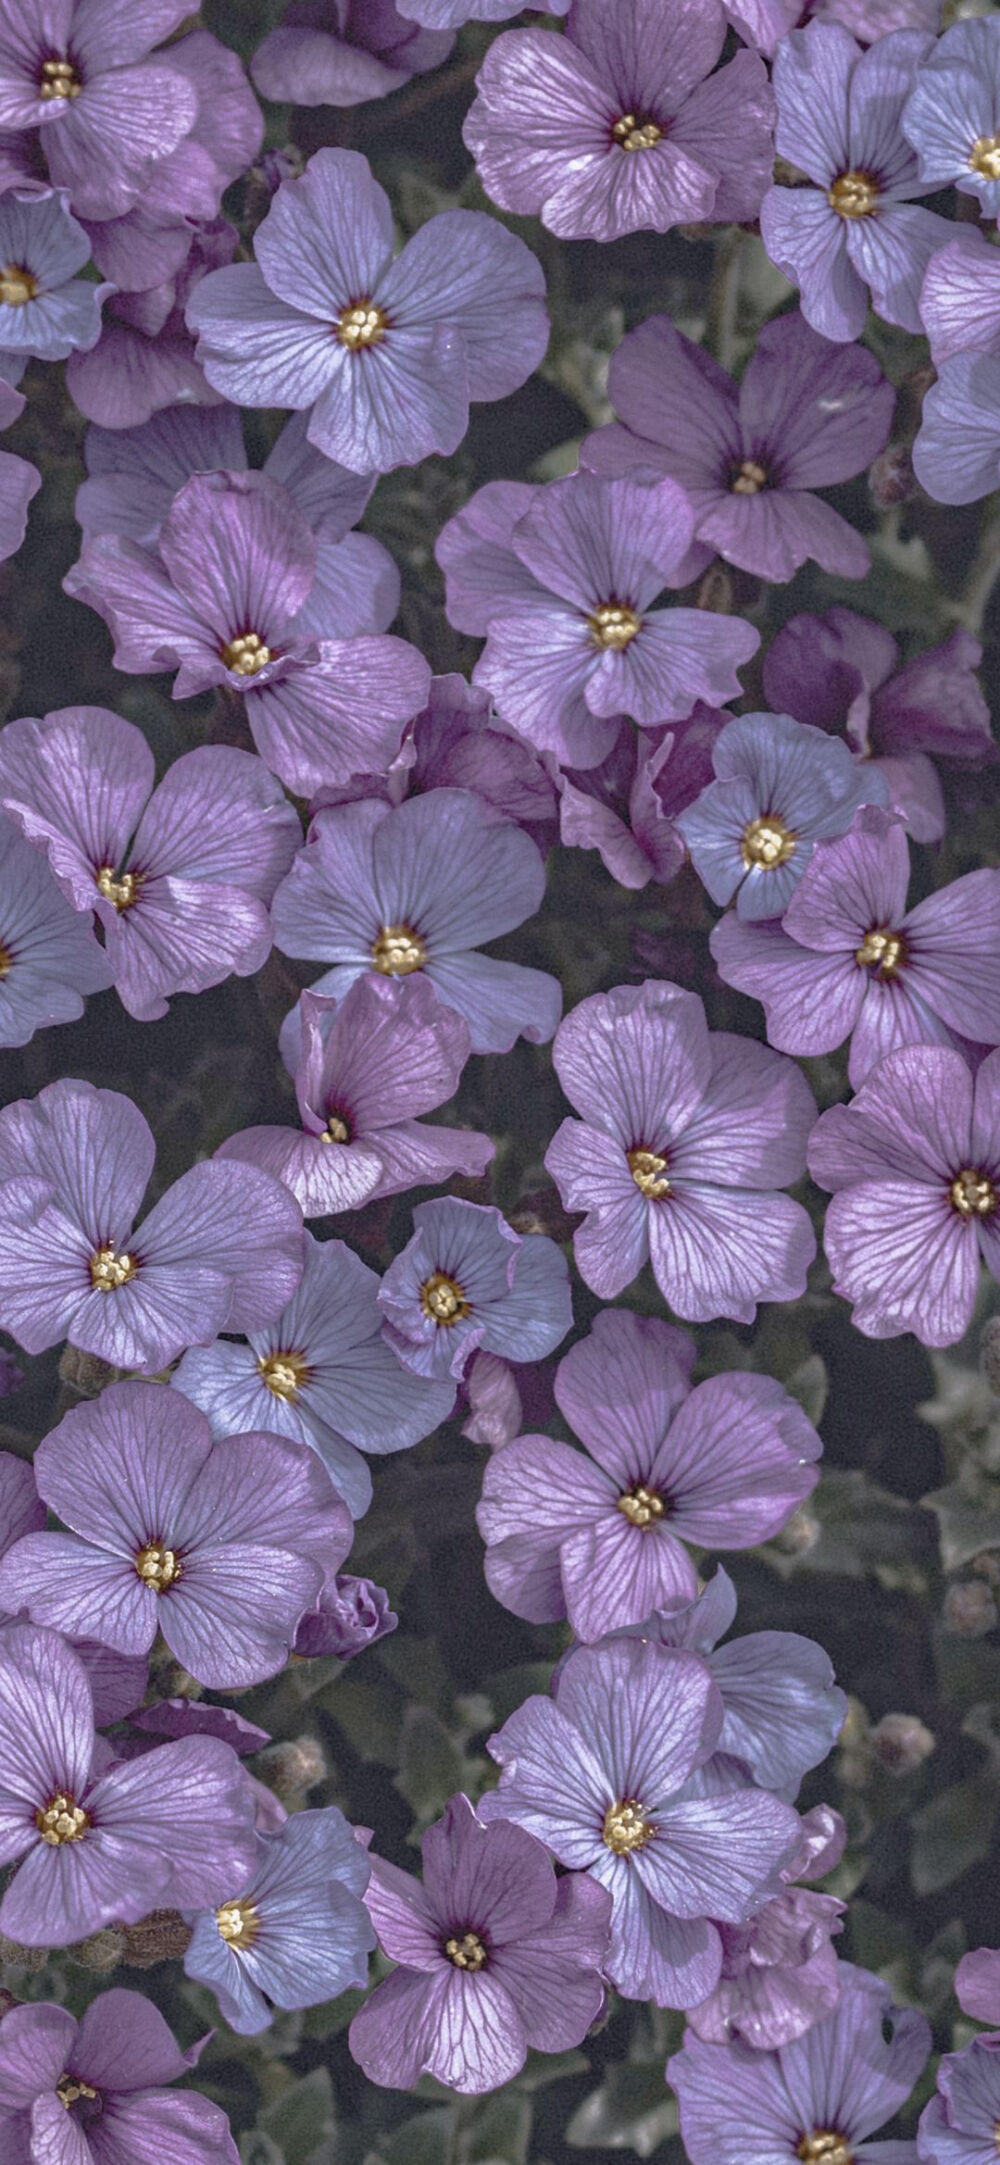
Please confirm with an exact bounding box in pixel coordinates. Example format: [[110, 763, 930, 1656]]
[[566, 2065, 678, 2155], [394, 1705, 466, 1821], [461, 2090, 533, 2165], [368, 2107, 457, 2165], [241, 2136, 285, 2165], [259, 2070, 336, 2165], [923, 1478, 1000, 1572], [785, 1354, 828, 1428], [910, 1779, 999, 1896]]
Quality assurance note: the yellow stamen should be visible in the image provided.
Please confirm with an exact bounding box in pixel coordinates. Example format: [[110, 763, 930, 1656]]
[[971, 135, 1000, 181], [445, 1930, 487, 1970], [420, 1271, 470, 1325], [617, 1484, 665, 1528], [96, 865, 140, 912], [741, 815, 796, 869], [603, 1799, 654, 1854], [0, 265, 38, 306], [796, 2135, 853, 2165], [89, 1246, 138, 1291], [372, 923, 427, 975], [135, 1542, 181, 1592], [337, 301, 388, 349], [57, 2076, 99, 2109], [221, 630, 271, 676], [612, 113, 663, 152], [258, 1349, 310, 1402], [588, 602, 641, 650], [321, 1111, 351, 1143], [40, 56, 82, 99], [855, 927, 904, 975], [0, 939, 12, 978], [731, 458, 768, 496], [627, 1147, 670, 1199], [216, 1898, 260, 1947], [950, 1168, 997, 1219], [36, 1792, 89, 1845], [827, 170, 878, 217]]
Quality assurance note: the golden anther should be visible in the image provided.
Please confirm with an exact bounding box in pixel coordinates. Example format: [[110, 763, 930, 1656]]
[[0, 265, 38, 306], [445, 1929, 488, 1970], [36, 1792, 89, 1845], [89, 1245, 138, 1291], [602, 1799, 654, 1854], [741, 815, 796, 869], [258, 1349, 310, 1401], [612, 113, 663, 151], [216, 1898, 261, 1947], [0, 939, 12, 978], [796, 2134, 853, 2165], [135, 1541, 181, 1592], [855, 927, 904, 975], [420, 1270, 470, 1325], [372, 923, 427, 975], [827, 170, 878, 217], [337, 301, 388, 349], [57, 2076, 99, 2109], [950, 1168, 997, 1219], [970, 134, 1000, 181], [731, 458, 768, 495], [627, 1147, 671, 1199], [587, 601, 641, 650], [96, 864, 140, 912], [617, 1484, 665, 1529], [321, 1110, 351, 1144], [221, 630, 272, 676], [40, 56, 82, 99]]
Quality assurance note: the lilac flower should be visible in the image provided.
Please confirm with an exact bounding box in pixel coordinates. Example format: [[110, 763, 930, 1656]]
[[0, 1621, 258, 1945], [480, 1636, 802, 2007], [270, 789, 561, 1058], [0, 381, 39, 562], [918, 2033, 1000, 2165], [807, 1044, 1000, 1346], [401, 0, 567, 20], [545, 981, 817, 1324], [727, 0, 940, 54], [912, 356, 1000, 506], [293, 1568, 397, 1659], [440, 471, 758, 770], [349, 1792, 611, 2093], [668, 1962, 931, 2165], [186, 147, 549, 474], [461, 1348, 524, 1451], [0, 1077, 304, 1370], [686, 1804, 846, 2050], [65, 217, 237, 429], [216, 976, 493, 1216], [919, 232, 1000, 364], [130, 1700, 270, 1754], [762, 610, 993, 844], [0, 707, 300, 1021], [558, 708, 725, 891], [463, 0, 774, 243], [582, 312, 895, 584], [185, 1806, 373, 2034], [64, 471, 429, 798], [251, 2, 454, 108], [955, 1949, 1000, 2025], [0, 187, 107, 359], [0, 1379, 352, 1689], [712, 807, 1000, 1087], [0, 809, 114, 1045], [0, 1450, 43, 1556], [0, 1990, 239, 2164], [676, 711, 889, 922], [903, 18, 1000, 220], [173, 1232, 456, 1520], [478, 1309, 821, 1642], [0, 1480, 151, 1727], [760, 23, 953, 342], [379, 1198, 572, 1384]]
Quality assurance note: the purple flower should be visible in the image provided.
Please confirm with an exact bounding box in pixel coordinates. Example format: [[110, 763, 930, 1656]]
[[0, 1990, 239, 2164], [65, 217, 237, 429], [583, 311, 895, 584], [0, 1077, 304, 1370], [270, 789, 561, 1057], [477, 1308, 821, 1641], [807, 1044, 1000, 1346], [0, 410, 39, 562], [130, 1700, 270, 1754], [293, 1569, 397, 1659], [186, 147, 549, 474], [378, 1197, 573, 1383], [463, 0, 774, 242], [762, 610, 993, 844], [0, 1450, 43, 1556], [558, 708, 725, 891], [439, 471, 758, 770], [185, 1806, 374, 2034], [955, 1949, 1000, 2025], [348, 1792, 611, 2093], [0, 1379, 352, 1688], [173, 1232, 456, 1520], [727, 0, 940, 54], [0, 707, 300, 1021], [712, 806, 1000, 1087], [0, 1621, 258, 1945], [251, 2, 453, 108], [375, 0, 567, 24], [903, 18, 1000, 220], [677, 711, 889, 921], [913, 356, 1000, 506], [686, 1804, 846, 2051], [545, 980, 817, 1324], [918, 2032, 1000, 2165], [0, 1482, 151, 1726], [461, 1348, 524, 1451], [480, 1636, 802, 2008], [64, 470, 429, 798], [668, 1962, 931, 2165], [0, 809, 113, 1045], [216, 975, 493, 1216], [760, 23, 953, 341], [0, 187, 107, 359], [919, 231, 1000, 364]]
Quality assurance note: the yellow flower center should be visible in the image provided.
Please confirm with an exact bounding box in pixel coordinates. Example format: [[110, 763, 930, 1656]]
[[612, 113, 663, 151], [40, 55, 82, 99], [337, 301, 388, 349], [321, 1110, 351, 1143], [0, 938, 12, 978], [372, 923, 427, 975], [221, 630, 271, 676], [855, 927, 904, 975], [616, 1484, 665, 1529], [36, 1792, 89, 1845], [731, 458, 768, 496], [89, 1245, 138, 1291], [445, 1930, 488, 1970], [828, 170, 878, 217], [603, 1799, 654, 1854], [0, 265, 38, 306], [971, 135, 1000, 181], [217, 1898, 261, 1947], [135, 1541, 181, 1592], [797, 2135, 853, 2165], [420, 1270, 470, 1325], [950, 1168, 997, 1219], [588, 602, 641, 650], [627, 1147, 671, 1199], [258, 1349, 310, 1402], [741, 814, 796, 869], [96, 864, 141, 912], [57, 2076, 99, 2110]]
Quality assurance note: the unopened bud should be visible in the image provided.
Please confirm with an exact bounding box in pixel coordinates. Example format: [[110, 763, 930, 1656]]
[[0, 1989, 16, 2018], [772, 1504, 820, 1556], [695, 563, 734, 615], [981, 1317, 1000, 1394], [0, 1350, 23, 1397], [869, 443, 915, 509], [255, 1735, 326, 1805], [0, 1935, 46, 1970], [943, 1578, 998, 1638], [868, 1712, 935, 1776], [509, 1187, 582, 1241], [68, 1927, 126, 1973], [122, 1911, 191, 1968], [58, 1345, 118, 1397]]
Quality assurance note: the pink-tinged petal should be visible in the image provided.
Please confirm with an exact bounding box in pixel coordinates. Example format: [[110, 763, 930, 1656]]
[[669, 1032, 816, 1187], [349, 1967, 452, 2091], [511, 471, 695, 614], [44, 65, 199, 221], [156, 1546, 321, 1688], [847, 976, 965, 1090], [475, 604, 618, 769], [546, 1119, 650, 1297], [34, 1379, 210, 1551], [0, 1181, 133, 1359], [807, 1044, 974, 1191], [561, 1511, 698, 1641], [759, 189, 867, 344], [421, 1793, 557, 1941], [599, 1856, 722, 2006], [305, 976, 471, 1130], [0, 1836, 145, 1949], [0, 1076, 154, 1237], [255, 147, 394, 320], [104, 877, 274, 1022], [605, 607, 758, 723], [823, 1181, 980, 1345], [489, 1872, 611, 2048], [551, 980, 711, 1143], [0, 1535, 152, 1653], [902, 871, 1000, 1045], [847, 201, 954, 334], [875, 752, 945, 843], [638, 1786, 800, 1921], [187, 262, 343, 410], [0, 1623, 94, 1814], [0, 1454, 44, 1560], [435, 478, 543, 634], [658, 1373, 821, 1547], [699, 485, 870, 582], [740, 311, 895, 485], [158, 468, 316, 637], [86, 1735, 258, 1907], [570, 0, 726, 103], [63, 535, 217, 683], [76, 2089, 239, 2165], [463, 27, 619, 223], [711, 915, 864, 1059], [365, 1851, 441, 1971], [361, 1118, 495, 1202], [373, 786, 547, 952], [955, 1950, 1000, 2027], [485, 1696, 611, 1867], [132, 746, 300, 898], [0, 706, 154, 912], [288, 530, 400, 640], [649, 1184, 816, 1324], [478, 1434, 614, 1617], [430, 1969, 528, 2091], [669, 49, 776, 223], [783, 807, 909, 947], [264, 409, 375, 539], [216, 1126, 384, 1218], [555, 1638, 722, 1803], [0, 2000, 76, 2105], [251, 26, 409, 107], [556, 1306, 695, 1467], [244, 636, 430, 797], [379, 208, 549, 401], [307, 321, 469, 474], [65, 318, 224, 432], [137, 1159, 304, 1334]]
